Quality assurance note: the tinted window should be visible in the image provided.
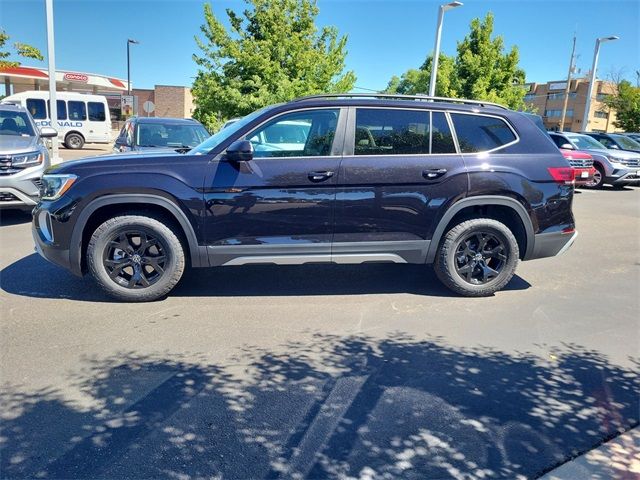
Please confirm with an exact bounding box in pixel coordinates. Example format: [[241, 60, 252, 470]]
[[47, 100, 67, 120], [247, 109, 339, 158], [431, 112, 456, 154], [550, 135, 568, 148], [355, 109, 430, 155], [451, 114, 517, 153], [596, 136, 614, 148], [68, 101, 87, 121], [136, 123, 210, 148], [88, 102, 106, 121], [26, 99, 46, 119]]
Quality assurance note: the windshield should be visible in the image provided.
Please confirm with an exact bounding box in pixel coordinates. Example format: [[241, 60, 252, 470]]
[[568, 134, 607, 150], [136, 123, 210, 148], [189, 107, 273, 155], [611, 134, 640, 150], [0, 110, 36, 137]]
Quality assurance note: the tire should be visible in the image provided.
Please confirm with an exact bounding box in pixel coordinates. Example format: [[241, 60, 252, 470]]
[[87, 214, 185, 302], [584, 164, 605, 189], [434, 218, 519, 297], [64, 132, 85, 150]]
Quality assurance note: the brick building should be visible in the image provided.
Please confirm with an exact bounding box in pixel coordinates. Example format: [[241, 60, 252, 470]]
[[131, 85, 195, 118], [523, 78, 621, 133]]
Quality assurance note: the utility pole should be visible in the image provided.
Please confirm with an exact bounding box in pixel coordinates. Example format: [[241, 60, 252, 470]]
[[559, 35, 577, 132], [45, 0, 59, 163]]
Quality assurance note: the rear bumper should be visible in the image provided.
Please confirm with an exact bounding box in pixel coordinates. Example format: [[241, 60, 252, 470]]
[[528, 230, 578, 260], [573, 167, 596, 186]]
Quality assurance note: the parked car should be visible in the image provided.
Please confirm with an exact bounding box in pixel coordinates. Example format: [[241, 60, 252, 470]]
[[559, 149, 596, 186], [3, 90, 111, 150], [0, 102, 57, 210], [33, 94, 577, 301], [114, 117, 210, 154], [622, 132, 640, 143], [549, 131, 640, 188], [582, 132, 640, 153]]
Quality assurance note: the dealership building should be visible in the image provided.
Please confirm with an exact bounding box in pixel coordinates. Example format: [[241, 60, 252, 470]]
[[0, 65, 195, 122], [523, 78, 621, 133]]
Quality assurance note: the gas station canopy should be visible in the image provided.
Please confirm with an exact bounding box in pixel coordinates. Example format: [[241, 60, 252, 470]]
[[1, 66, 130, 95]]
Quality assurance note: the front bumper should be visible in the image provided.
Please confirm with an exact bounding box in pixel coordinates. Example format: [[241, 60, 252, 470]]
[[607, 167, 640, 185], [0, 164, 45, 209], [32, 210, 78, 275]]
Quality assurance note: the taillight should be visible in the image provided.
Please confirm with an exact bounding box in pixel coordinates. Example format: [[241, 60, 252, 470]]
[[547, 167, 574, 184]]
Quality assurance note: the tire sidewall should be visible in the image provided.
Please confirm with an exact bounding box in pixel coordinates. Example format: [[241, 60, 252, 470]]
[[87, 216, 184, 301], [65, 133, 84, 150]]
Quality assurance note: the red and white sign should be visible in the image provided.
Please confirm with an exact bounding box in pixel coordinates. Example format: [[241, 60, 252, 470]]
[[63, 73, 89, 83]]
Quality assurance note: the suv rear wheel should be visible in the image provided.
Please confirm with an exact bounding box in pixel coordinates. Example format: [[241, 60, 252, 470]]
[[435, 218, 519, 297], [87, 214, 185, 302]]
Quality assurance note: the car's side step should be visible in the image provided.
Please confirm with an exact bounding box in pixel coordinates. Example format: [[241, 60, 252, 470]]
[[222, 253, 408, 266]]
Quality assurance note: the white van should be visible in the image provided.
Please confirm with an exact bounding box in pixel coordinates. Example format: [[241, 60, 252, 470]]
[[3, 91, 111, 149]]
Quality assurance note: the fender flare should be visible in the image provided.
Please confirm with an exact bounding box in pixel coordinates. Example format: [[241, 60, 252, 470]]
[[425, 195, 535, 263], [69, 194, 206, 275]]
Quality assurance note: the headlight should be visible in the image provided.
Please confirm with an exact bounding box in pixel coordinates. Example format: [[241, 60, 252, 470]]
[[608, 155, 628, 165], [12, 151, 44, 168], [41, 174, 77, 200]]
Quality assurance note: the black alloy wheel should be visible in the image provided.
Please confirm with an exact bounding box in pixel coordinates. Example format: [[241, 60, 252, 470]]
[[454, 231, 507, 285]]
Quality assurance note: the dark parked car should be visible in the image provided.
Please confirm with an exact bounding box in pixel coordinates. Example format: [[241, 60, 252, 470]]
[[33, 94, 577, 301], [582, 132, 640, 153], [114, 117, 210, 154]]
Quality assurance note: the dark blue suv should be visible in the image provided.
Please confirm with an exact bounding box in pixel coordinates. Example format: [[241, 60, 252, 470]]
[[32, 94, 577, 301]]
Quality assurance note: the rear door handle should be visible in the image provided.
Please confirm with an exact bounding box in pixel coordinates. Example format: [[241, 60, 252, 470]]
[[422, 168, 447, 179], [308, 171, 334, 182]]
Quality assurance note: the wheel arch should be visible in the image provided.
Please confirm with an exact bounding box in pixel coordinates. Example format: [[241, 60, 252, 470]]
[[426, 196, 535, 263], [69, 194, 206, 275]]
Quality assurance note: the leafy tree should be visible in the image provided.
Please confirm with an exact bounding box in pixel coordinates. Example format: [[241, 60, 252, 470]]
[[192, 0, 356, 130], [384, 13, 527, 110], [0, 29, 43, 69], [603, 80, 640, 132]]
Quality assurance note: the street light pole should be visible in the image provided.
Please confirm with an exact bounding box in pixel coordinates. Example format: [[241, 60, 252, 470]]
[[126, 39, 139, 116], [428, 1, 463, 97], [581, 35, 618, 132], [559, 35, 577, 132]]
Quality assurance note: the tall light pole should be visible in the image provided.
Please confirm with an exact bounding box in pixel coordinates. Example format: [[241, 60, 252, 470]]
[[581, 35, 618, 132], [428, 1, 463, 97], [126, 39, 139, 96], [559, 34, 577, 132], [45, 0, 59, 162]]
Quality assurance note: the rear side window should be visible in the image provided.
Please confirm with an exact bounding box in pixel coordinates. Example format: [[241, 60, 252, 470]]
[[47, 100, 67, 120], [550, 135, 567, 148], [26, 99, 47, 119], [451, 114, 517, 153], [68, 101, 87, 121], [431, 112, 456, 154], [88, 102, 106, 122], [355, 109, 430, 155]]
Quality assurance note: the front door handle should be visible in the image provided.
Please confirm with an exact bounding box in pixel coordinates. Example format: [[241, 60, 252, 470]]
[[308, 171, 334, 182], [422, 168, 447, 179]]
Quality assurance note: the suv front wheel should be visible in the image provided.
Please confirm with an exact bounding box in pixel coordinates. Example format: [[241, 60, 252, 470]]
[[435, 218, 519, 297], [87, 214, 185, 302]]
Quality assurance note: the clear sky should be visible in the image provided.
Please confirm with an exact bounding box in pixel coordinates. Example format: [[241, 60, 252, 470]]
[[2, 0, 639, 91]]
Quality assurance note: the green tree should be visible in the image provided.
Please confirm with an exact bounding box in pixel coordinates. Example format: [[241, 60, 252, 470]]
[[192, 0, 356, 130], [0, 29, 43, 69], [384, 13, 527, 110], [603, 80, 640, 132]]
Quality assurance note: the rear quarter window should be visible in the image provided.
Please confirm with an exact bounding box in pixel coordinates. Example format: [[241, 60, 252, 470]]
[[451, 113, 517, 153]]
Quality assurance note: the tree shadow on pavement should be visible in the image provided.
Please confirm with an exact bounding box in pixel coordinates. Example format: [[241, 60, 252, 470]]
[[1, 254, 531, 302], [0, 210, 32, 227], [1, 335, 637, 479]]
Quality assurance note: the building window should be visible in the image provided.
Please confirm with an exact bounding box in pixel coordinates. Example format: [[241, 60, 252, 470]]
[[547, 92, 577, 100], [596, 93, 610, 101], [594, 111, 608, 119], [545, 109, 573, 118], [524, 94, 536, 102]]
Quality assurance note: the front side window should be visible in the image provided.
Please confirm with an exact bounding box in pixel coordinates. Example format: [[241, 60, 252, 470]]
[[88, 102, 106, 122], [451, 113, 517, 153], [68, 101, 87, 121], [247, 109, 339, 158], [47, 100, 67, 120], [26, 99, 47, 120]]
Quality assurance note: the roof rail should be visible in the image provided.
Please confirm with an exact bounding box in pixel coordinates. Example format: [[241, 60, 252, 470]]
[[291, 93, 509, 110]]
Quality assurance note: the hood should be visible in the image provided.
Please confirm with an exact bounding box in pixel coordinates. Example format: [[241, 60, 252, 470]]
[[0, 135, 40, 155], [579, 147, 640, 160], [47, 150, 184, 174]]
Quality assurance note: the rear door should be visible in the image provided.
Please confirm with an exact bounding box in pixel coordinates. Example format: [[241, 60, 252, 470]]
[[203, 107, 345, 265], [333, 107, 467, 263]]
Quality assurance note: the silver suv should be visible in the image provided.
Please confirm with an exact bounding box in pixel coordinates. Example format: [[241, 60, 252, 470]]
[[549, 132, 640, 188], [0, 103, 57, 210]]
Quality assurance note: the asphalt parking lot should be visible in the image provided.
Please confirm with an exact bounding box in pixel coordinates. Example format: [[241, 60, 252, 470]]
[[0, 154, 638, 478]]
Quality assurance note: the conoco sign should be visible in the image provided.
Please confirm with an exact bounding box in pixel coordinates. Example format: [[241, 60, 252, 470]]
[[64, 73, 89, 82]]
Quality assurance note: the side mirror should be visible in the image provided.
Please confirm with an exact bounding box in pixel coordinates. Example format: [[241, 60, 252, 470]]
[[226, 140, 253, 162], [610, 144, 620, 149], [560, 143, 574, 150], [39, 126, 58, 138]]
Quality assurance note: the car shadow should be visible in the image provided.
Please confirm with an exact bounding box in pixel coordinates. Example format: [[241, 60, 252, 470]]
[[0, 209, 32, 226], [0, 253, 531, 302]]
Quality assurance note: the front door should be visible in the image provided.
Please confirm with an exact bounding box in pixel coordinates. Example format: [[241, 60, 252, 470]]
[[333, 107, 467, 263], [203, 108, 345, 265]]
